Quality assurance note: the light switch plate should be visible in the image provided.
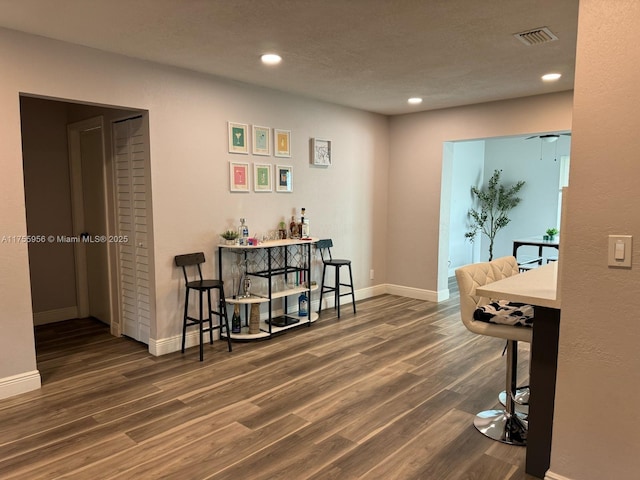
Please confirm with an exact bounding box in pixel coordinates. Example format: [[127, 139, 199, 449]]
[[608, 235, 632, 268]]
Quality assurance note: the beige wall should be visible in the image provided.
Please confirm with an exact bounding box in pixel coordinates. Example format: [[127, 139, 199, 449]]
[[549, 1, 640, 479], [21, 97, 77, 313]]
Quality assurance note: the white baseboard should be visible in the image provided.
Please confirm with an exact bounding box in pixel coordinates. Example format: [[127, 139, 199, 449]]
[[0, 370, 41, 400], [149, 334, 182, 356], [385, 283, 445, 302], [33, 306, 78, 326], [545, 471, 573, 480]]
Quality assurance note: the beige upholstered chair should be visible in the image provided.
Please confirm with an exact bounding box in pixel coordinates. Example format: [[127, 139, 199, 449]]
[[455, 255, 532, 446]]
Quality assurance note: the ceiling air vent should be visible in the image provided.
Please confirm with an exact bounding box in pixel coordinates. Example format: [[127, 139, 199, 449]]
[[514, 27, 558, 46]]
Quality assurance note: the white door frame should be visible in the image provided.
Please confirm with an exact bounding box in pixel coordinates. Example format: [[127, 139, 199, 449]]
[[67, 116, 107, 319]]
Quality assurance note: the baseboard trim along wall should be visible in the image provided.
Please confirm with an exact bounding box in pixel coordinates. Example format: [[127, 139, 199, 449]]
[[33, 306, 78, 326], [385, 283, 447, 302], [0, 370, 41, 400]]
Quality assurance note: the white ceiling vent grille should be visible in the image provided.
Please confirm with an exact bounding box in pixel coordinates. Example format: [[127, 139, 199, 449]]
[[514, 27, 558, 46]]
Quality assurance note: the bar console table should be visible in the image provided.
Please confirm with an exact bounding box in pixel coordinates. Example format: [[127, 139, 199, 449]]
[[218, 238, 318, 340]]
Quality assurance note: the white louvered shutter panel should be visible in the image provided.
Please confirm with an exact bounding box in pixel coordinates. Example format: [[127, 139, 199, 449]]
[[113, 117, 150, 344]]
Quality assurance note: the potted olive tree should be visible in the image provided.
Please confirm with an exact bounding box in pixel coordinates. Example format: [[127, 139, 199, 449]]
[[465, 169, 525, 260]]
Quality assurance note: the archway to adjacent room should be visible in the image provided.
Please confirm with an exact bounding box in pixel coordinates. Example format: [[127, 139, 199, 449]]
[[438, 132, 571, 298]]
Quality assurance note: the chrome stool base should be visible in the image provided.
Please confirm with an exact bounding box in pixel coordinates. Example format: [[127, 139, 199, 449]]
[[499, 386, 529, 414], [474, 409, 528, 446]]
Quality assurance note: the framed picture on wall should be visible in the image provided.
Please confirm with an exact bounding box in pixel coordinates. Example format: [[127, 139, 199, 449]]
[[275, 165, 293, 192], [229, 161, 250, 192], [253, 163, 273, 192], [311, 138, 331, 165], [228, 122, 248, 154], [252, 125, 271, 156], [274, 128, 291, 157]]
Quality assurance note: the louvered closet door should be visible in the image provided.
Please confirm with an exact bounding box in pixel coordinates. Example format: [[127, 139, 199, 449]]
[[114, 117, 151, 344]]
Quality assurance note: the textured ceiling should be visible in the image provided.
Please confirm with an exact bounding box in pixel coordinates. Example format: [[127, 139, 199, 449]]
[[0, 0, 579, 115]]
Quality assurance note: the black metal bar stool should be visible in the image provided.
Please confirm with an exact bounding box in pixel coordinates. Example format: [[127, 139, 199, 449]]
[[317, 239, 356, 318], [174, 252, 232, 361]]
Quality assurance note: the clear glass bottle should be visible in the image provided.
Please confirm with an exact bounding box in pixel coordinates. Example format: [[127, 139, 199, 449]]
[[238, 218, 249, 244], [301, 207, 309, 238]]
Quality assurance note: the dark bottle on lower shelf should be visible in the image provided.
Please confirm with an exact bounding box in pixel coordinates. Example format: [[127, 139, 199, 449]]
[[231, 304, 242, 333]]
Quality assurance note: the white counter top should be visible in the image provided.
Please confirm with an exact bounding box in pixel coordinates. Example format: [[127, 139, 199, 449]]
[[218, 237, 318, 249], [476, 261, 561, 309]]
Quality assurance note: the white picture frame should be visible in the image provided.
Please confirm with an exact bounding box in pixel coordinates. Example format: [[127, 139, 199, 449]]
[[228, 122, 249, 154], [274, 128, 291, 157], [311, 138, 331, 165], [252, 125, 271, 156], [275, 165, 293, 193], [229, 161, 250, 192], [253, 163, 273, 192]]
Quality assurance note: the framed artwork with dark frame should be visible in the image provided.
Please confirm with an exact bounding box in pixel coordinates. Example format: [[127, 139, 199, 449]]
[[275, 165, 293, 193]]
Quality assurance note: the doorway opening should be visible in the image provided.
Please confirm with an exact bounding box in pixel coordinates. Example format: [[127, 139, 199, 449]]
[[20, 95, 155, 360], [438, 132, 571, 297]]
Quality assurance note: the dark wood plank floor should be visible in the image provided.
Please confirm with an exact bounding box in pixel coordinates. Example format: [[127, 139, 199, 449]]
[[0, 282, 537, 479]]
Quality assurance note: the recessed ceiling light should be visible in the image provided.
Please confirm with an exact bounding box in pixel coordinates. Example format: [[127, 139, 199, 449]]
[[261, 53, 282, 65], [408, 97, 423, 105], [542, 73, 562, 81]]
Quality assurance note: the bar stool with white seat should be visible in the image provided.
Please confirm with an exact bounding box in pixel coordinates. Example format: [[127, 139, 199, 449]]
[[455, 256, 533, 446]]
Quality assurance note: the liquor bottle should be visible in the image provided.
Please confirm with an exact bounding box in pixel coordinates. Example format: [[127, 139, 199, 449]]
[[298, 291, 309, 317], [238, 218, 249, 244], [301, 207, 310, 238], [290, 215, 299, 238], [231, 304, 241, 333]]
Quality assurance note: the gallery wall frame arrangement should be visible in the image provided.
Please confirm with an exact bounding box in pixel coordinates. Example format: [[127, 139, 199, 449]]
[[229, 161, 250, 192], [252, 125, 271, 156], [227, 122, 295, 193], [274, 128, 291, 157], [253, 163, 273, 192], [311, 138, 331, 166], [276, 165, 293, 193], [228, 122, 248, 154]]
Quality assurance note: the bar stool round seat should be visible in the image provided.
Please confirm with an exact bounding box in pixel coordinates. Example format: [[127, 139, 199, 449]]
[[187, 279, 224, 290]]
